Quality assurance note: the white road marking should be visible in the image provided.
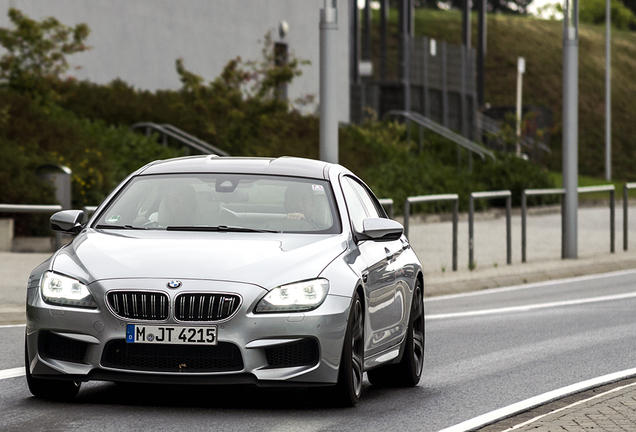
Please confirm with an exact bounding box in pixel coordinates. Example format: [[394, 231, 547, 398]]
[[0, 367, 25, 380], [438, 367, 636, 432], [427, 291, 636, 320], [425, 268, 636, 302], [0, 324, 25, 329]]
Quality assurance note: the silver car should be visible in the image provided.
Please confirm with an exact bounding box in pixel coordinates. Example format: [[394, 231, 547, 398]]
[[25, 156, 424, 406]]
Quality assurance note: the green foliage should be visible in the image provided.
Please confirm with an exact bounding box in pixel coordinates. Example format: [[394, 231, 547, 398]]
[[0, 89, 182, 209], [0, 8, 90, 99], [339, 118, 556, 213], [579, 0, 636, 29]]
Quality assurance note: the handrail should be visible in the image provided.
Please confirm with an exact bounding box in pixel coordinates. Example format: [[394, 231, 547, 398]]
[[384, 110, 496, 162], [131, 122, 229, 156], [476, 112, 551, 154]]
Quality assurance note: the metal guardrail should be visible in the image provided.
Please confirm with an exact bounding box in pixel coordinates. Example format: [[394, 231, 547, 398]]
[[384, 110, 496, 162], [578, 185, 615, 255], [378, 199, 394, 219], [521, 185, 615, 262], [624, 183, 636, 251], [469, 191, 512, 269], [521, 188, 565, 262], [0, 204, 64, 249], [131, 122, 229, 156], [404, 194, 459, 271]]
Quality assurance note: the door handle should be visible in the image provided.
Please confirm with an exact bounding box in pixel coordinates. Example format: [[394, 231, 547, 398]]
[[384, 247, 395, 261]]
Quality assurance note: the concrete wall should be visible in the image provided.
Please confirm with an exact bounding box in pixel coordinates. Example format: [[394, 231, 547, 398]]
[[1, 0, 350, 121]]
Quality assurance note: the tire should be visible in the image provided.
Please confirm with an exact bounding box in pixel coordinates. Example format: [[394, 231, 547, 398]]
[[367, 278, 424, 387], [25, 338, 81, 400], [313, 291, 364, 407]]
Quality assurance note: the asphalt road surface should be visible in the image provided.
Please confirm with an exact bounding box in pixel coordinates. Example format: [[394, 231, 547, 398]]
[[2, 270, 636, 432]]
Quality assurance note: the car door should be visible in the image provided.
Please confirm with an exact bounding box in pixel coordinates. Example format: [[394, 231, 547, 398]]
[[340, 176, 408, 357]]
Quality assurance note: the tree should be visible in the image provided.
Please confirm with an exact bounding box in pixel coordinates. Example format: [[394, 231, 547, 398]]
[[0, 8, 90, 99]]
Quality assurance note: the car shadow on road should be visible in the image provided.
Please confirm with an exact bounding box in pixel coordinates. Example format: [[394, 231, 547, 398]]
[[57, 379, 430, 411]]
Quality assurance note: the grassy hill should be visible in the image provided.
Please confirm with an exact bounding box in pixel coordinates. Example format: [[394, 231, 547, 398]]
[[377, 9, 636, 181]]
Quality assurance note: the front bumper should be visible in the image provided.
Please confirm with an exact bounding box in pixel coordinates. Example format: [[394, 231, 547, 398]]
[[26, 278, 351, 386]]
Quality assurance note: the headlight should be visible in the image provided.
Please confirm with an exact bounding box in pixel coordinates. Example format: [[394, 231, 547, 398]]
[[41, 271, 97, 308], [255, 279, 329, 313]]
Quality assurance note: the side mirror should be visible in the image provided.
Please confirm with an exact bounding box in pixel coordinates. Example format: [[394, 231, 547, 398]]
[[357, 218, 404, 241], [50, 210, 85, 234]]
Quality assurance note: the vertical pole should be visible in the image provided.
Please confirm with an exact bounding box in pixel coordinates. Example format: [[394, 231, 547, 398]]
[[469, 194, 475, 269], [462, 0, 471, 48], [610, 188, 615, 253], [320, 0, 339, 164], [363, 0, 371, 62], [477, 0, 486, 107], [423, 37, 431, 118], [605, 0, 612, 181], [404, 199, 411, 239], [506, 194, 512, 265], [380, 0, 388, 80], [452, 198, 458, 271], [561, 192, 566, 259], [402, 0, 411, 113], [624, 185, 629, 251], [562, 0, 579, 259], [522, 190, 527, 263], [350, 0, 360, 85], [516, 57, 525, 158]]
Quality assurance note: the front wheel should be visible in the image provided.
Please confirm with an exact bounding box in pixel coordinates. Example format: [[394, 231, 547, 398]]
[[368, 279, 424, 387], [25, 338, 81, 400], [313, 291, 364, 407]]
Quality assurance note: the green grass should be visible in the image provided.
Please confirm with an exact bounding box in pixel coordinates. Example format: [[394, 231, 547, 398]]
[[371, 9, 636, 182]]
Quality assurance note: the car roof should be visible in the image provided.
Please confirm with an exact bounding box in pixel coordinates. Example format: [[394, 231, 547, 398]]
[[138, 156, 340, 180]]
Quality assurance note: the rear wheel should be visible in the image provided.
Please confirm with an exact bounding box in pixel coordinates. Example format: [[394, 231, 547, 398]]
[[367, 279, 424, 387], [25, 338, 81, 400]]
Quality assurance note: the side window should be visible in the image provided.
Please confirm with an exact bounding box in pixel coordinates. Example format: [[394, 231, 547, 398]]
[[340, 177, 368, 233], [346, 177, 380, 219]]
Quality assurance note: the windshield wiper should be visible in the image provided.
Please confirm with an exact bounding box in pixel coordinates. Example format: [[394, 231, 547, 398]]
[[166, 225, 279, 233]]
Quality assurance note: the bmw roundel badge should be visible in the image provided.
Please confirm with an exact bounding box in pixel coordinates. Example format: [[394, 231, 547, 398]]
[[167, 280, 182, 289]]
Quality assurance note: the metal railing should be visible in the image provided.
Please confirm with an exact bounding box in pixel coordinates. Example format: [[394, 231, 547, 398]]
[[624, 183, 636, 251], [404, 194, 459, 271], [521, 188, 565, 262], [0, 204, 64, 249], [384, 110, 496, 162], [378, 198, 394, 219], [522, 185, 615, 262], [469, 191, 512, 269], [578, 185, 615, 254], [131, 122, 229, 156], [476, 111, 551, 155]]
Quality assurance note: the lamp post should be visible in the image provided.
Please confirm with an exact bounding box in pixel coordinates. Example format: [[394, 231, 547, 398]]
[[562, 0, 579, 258], [320, 0, 338, 164], [605, 0, 611, 180]]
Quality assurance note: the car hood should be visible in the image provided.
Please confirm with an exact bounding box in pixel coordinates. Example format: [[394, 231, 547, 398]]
[[52, 229, 348, 290]]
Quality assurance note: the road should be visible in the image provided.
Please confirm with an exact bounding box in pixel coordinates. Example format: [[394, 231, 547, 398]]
[[1, 270, 636, 431]]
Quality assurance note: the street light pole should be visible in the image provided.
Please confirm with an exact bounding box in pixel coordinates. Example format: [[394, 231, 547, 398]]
[[320, 0, 339, 164], [605, 0, 612, 180], [562, 0, 579, 259]]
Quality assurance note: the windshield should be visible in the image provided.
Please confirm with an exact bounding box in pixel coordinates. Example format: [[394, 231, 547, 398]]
[[94, 174, 341, 234]]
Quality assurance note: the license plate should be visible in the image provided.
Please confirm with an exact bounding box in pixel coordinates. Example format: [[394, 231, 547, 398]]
[[126, 324, 217, 345]]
